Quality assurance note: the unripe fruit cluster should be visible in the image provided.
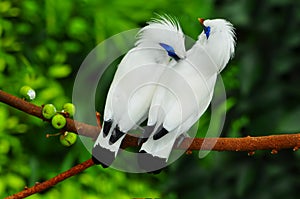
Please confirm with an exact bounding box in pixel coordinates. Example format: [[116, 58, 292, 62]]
[[19, 87, 77, 146], [42, 103, 77, 146], [42, 103, 76, 130]]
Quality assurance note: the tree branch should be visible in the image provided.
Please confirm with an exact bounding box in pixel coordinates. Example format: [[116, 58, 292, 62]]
[[0, 90, 99, 138], [1, 89, 300, 152], [4, 159, 95, 199], [1, 89, 300, 198]]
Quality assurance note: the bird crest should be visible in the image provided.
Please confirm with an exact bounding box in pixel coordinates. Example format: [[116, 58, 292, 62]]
[[136, 14, 183, 44]]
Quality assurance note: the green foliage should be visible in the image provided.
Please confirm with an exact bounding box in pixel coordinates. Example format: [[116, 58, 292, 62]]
[[1, 0, 300, 198]]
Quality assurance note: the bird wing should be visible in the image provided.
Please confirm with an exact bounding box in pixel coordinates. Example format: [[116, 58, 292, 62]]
[[93, 15, 186, 166], [93, 48, 169, 163], [103, 47, 169, 131], [141, 44, 218, 160]]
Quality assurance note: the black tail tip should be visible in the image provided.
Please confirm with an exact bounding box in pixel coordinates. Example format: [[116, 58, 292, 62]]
[[137, 150, 167, 174], [153, 127, 169, 140], [92, 145, 115, 168], [109, 128, 125, 145]]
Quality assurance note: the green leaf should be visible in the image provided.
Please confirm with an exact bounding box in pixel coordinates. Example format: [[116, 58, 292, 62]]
[[48, 64, 72, 78], [6, 174, 25, 190], [0, 139, 10, 154], [0, 106, 8, 131], [67, 17, 88, 39]]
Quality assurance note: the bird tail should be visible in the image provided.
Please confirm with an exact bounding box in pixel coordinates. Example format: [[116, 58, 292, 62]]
[[140, 127, 180, 159], [138, 127, 181, 174], [92, 120, 126, 168]]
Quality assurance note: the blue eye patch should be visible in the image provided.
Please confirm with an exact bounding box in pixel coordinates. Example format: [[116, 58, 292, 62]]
[[204, 26, 211, 39]]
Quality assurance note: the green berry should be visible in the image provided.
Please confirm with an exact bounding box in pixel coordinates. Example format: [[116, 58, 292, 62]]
[[60, 131, 77, 147], [19, 85, 36, 101], [62, 103, 76, 117], [42, 104, 57, 119], [51, 114, 66, 129]]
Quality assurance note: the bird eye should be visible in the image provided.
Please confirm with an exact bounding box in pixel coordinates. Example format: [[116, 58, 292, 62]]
[[204, 26, 211, 39]]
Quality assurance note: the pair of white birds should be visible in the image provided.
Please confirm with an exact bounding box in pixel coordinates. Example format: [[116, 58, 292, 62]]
[[92, 15, 236, 173]]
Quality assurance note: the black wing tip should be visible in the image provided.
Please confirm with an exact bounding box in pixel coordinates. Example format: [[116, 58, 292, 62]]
[[137, 150, 167, 174], [92, 145, 115, 168], [109, 127, 125, 145], [153, 127, 169, 140], [103, 120, 113, 137]]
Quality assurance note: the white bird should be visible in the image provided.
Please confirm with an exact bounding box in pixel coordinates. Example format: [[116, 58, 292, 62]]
[[92, 15, 186, 167], [138, 18, 236, 173]]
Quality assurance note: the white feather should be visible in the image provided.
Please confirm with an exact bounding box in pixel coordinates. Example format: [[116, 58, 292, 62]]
[[140, 18, 236, 160], [93, 15, 186, 158]]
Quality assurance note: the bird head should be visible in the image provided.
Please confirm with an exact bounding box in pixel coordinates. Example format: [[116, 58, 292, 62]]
[[198, 18, 236, 72], [198, 18, 211, 39], [136, 15, 186, 60]]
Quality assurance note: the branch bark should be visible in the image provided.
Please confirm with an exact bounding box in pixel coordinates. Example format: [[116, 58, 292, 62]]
[[4, 159, 95, 199], [0, 90, 99, 138], [1, 89, 300, 152], [1, 89, 300, 198]]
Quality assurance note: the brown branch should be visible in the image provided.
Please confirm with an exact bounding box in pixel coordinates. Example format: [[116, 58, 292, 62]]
[[1, 89, 300, 152], [5, 135, 300, 199], [4, 158, 95, 199], [1, 89, 300, 198], [0, 89, 100, 138], [178, 134, 300, 152]]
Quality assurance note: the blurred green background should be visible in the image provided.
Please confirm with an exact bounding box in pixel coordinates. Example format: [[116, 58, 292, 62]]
[[1, 0, 300, 198]]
